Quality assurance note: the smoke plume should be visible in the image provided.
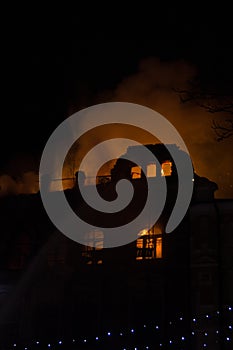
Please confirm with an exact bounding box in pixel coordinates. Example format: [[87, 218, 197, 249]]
[[1, 58, 232, 198], [93, 58, 233, 198]]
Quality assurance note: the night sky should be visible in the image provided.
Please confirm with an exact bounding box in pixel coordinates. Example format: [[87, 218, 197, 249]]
[[1, 8, 233, 197]]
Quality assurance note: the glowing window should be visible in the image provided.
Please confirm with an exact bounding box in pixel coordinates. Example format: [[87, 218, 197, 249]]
[[137, 239, 143, 249], [147, 163, 156, 177], [131, 166, 141, 179], [136, 233, 162, 260], [156, 237, 162, 258], [145, 238, 155, 259], [161, 161, 172, 176], [84, 230, 104, 250], [136, 239, 143, 260], [146, 238, 154, 250], [149, 226, 162, 235]]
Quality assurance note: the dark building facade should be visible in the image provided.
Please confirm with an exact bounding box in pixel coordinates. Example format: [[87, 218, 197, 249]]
[[0, 144, 232, 349]]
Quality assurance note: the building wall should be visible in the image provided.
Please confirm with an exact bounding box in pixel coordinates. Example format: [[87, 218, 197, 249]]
[[0, 191, 232, 348]]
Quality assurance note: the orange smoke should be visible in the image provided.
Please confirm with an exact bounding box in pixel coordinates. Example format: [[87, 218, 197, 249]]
[[0, 172, 39, 197], [91, 58, 233, 198], [1, 59, 232, 198]]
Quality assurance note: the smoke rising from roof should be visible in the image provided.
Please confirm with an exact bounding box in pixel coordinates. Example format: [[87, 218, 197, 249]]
[[94, 58, 233, 198], [1, 58, 232, 198]]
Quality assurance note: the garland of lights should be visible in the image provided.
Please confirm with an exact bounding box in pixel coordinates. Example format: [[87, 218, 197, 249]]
[[6, 306, 232, 349]]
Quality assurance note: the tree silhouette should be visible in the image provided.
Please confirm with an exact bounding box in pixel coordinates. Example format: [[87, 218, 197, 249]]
[[175, 85, 233, 141]]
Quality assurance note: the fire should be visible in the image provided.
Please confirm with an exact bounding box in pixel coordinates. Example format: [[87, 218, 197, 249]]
[[136, 226, 163, 260], [161, 161, 172, 176]]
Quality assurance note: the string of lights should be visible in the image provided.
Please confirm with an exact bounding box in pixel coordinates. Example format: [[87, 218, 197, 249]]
[[4, 305, 232, 350]]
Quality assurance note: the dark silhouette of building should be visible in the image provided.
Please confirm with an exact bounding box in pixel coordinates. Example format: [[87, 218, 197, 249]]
[[0, 144, 232, 350]]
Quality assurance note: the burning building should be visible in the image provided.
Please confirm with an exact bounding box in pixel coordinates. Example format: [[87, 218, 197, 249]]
[[0, 144, 232, 350]]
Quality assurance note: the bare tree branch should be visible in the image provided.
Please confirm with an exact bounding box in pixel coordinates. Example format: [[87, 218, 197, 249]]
[[174, 87, 233, 141], [212, 119, 233, 141]]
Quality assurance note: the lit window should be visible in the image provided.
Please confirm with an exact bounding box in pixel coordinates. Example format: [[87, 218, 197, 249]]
[[145, 238, 155, 259], [85, 230, 104, 250], [137, 239, 143, 249], [136, 229, 162, 260], [136, 239, 143, 260], [161, 161, 172, 176], [131, 166, 141, 179], [147, 163, 156, 177], [156, 237, 162, 258]]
